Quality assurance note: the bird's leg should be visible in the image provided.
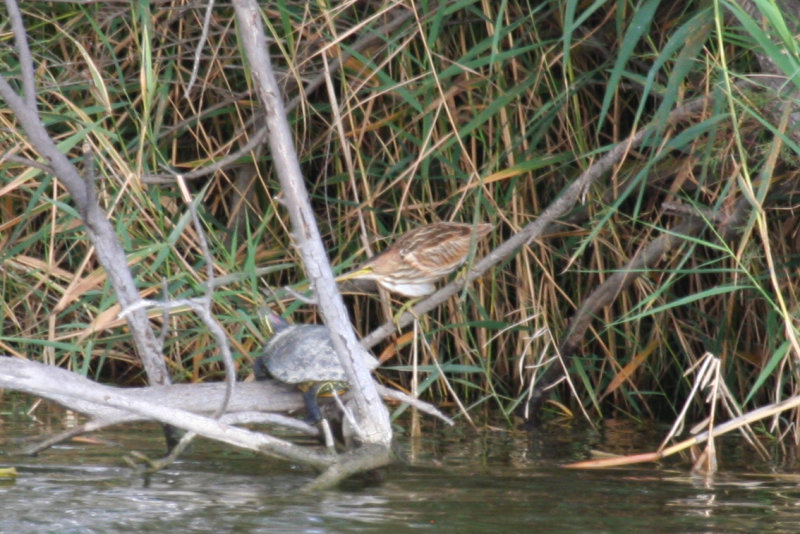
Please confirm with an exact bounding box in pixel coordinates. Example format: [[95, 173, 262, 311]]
[[453, 262, 481, 300], [452, 258, 480, 287], [393, 297, 422, 328]]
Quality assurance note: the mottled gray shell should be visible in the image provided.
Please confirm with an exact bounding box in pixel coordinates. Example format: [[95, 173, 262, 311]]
[[261, 324, 379, 385]]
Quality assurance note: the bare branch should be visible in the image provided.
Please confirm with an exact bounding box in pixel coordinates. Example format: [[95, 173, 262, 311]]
[[0, 151, 55, 174], [0, 12, 169, 387], [4, 0, 36, 110], [0, 357, 332, 467], [360, 96, 711, 349], [232, 0, 392, 450], [175, 178, 236, 418], [0, 358, 301, 423], [185, 0, 216, 95]]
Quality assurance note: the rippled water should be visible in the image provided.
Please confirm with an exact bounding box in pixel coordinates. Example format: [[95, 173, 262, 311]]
[[3, 407, 800, 533]]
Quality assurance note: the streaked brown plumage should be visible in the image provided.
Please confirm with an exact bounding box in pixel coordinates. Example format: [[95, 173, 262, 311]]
[[337, 222, 493, 297]]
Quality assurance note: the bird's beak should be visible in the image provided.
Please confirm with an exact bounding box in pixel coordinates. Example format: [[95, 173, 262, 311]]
[[334, 265, 373, 282]]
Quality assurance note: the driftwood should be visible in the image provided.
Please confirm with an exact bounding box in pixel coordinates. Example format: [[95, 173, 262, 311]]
[[1, 357, 332, 469], [1, 358, 300, 423], [0, 357, 452, 457]]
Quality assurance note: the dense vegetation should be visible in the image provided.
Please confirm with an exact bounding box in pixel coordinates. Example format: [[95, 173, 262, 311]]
[[2, 1, 800, 444]]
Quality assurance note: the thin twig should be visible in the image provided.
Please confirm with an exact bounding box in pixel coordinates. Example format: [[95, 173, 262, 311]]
[[0, 152, 55, 174], [185, 0, 216, 95], [114, 179, 239, 472], [4, 0, 36, 110]]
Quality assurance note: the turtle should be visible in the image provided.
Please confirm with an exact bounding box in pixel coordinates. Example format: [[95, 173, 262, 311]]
[[254, 313, 379, 423]]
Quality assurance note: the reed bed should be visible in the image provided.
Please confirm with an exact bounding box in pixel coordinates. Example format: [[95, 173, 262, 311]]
[[2, 1, 799, 445]]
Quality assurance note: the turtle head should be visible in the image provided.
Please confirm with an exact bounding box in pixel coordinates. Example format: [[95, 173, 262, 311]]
[[252, 354, 271, 380]]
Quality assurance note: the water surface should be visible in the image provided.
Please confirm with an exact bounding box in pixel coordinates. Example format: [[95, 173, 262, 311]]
[[3, 407, 800, 533]]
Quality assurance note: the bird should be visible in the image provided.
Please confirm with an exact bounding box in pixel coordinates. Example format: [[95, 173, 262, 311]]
[[336, 222, 493, 298]]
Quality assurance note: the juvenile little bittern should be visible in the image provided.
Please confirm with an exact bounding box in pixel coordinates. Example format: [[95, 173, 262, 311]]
[[337, 222, 493, 297]]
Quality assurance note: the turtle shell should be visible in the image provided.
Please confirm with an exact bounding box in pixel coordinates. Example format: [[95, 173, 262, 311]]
[[259, 324, 379, 385]]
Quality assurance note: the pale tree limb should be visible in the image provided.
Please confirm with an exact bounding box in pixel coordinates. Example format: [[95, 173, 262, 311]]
[[1, 358, 301, 424], [376, 385, 454, 426], [0, 0, 169, 390], [4, 0, 36, 110], [0, 357, 332, 468], [2, 358, 452, 459], [232, 0, 393, 467], [20, 412, 318, 457]]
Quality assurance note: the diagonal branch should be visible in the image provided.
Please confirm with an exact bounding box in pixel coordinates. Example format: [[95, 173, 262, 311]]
[[0, 1, 169, 387], [361, 97, 711, 349], [232, 0, 392, 450], [4, 0, 36, 110]]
